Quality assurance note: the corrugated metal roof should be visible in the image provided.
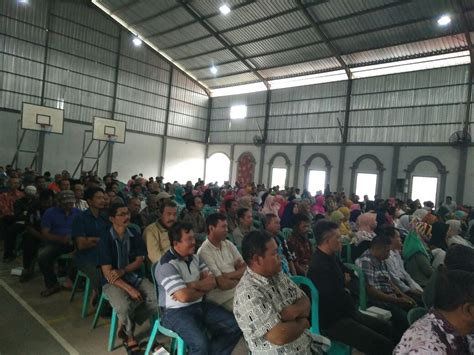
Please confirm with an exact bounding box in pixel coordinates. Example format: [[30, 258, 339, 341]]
[[94, 0, 474, 89]]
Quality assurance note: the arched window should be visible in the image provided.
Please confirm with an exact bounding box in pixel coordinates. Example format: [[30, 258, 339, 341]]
[[303, 153, 332, 195], [350, 155, 385, 199], [268, 153, 291, 188], [236, 152, 256, 185], [205, 152, 231, 186], [405, 156, 448, 206]]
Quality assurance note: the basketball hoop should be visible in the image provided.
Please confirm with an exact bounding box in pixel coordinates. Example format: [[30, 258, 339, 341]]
[[106, 134, 117, 144], [40, 123, 53, 134]]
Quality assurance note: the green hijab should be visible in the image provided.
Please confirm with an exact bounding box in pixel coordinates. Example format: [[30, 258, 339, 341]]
[[402, 230, 430, 261]]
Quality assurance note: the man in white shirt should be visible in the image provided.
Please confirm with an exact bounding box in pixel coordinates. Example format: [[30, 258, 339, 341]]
[[383, 227, 423, 302], [73, 183, 89, 211], [197, 213, 245, 311]]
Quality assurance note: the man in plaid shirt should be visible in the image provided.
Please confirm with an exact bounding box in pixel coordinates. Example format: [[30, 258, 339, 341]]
[[356, 235, 416, 342]]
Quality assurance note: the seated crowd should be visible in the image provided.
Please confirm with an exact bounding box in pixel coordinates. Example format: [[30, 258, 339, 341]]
[[1, 164, 474, 354]]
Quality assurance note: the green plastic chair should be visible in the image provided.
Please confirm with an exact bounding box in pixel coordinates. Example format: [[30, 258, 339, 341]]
[[91, 292, 119, 352], [290, 276, 351, 355], [70, 270, 92, 318], [290, 276, 319, 334], [341, 240, 352, 264], [145, 262, 186, 355], [281, 228, 293, 240], [407, 307, 427, 325], [202, 206, 217, 219], [344, 263, 367, 311]]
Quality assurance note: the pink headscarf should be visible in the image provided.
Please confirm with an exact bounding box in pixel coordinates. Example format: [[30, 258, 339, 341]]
[[312, 195, 326, 215], [350, 203, 361, 212], [262, 195, 281, 219], [356, 213, 377, 233]]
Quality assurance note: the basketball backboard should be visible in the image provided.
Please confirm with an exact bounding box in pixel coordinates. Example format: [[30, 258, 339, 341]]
[[93, 117, 126, 143], [21, 103, 64, 134]]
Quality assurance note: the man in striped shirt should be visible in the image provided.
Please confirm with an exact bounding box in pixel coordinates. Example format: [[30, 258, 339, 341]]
[[156, 222, 242, 355]]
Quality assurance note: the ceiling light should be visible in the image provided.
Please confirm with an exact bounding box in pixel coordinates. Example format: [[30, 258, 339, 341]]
[[437, 15, 451, 26], [18, 0, 29, 4], [219, 5, 231, 15], [210, 66, 218, 74], [132, 37, 142, 46]]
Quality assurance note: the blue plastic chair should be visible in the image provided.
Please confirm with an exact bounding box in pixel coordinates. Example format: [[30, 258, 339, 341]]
[[290, 276, 351, 355], [70, 270, 92, 318], [145, 262, 186, 355], [91, 292, 119, 352]]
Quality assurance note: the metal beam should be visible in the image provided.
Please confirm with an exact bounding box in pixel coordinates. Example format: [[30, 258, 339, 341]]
[[294, 144, 302, 187], [185, 10, 459, 72], [106, 27, 122, 175], [128, 4, 180, 27], [336, 145, 346, 193], [111, 0, 139, 15], [389, 146, 401, 196], [162, 0, 404, 52], [36, 0, 52, 173], [173, 0, 412, 63], [203, 96, 213, 183], [262, 90, 271, 144], [144, 1, 256, 37], [159, 66, 174, 177], [453, 0, 473, 204], [177, 0, 269, 89], [342, 80, 353, 144]]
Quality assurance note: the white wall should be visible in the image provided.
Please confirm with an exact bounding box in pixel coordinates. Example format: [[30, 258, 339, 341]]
[[207, 144, 231, 158], [111, 132, 162, 181], [164, 138, 205, 183]]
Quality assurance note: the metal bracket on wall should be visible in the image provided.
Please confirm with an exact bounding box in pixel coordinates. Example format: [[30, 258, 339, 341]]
[[10, 122, 41, 171], [72, 130, 109, 178]]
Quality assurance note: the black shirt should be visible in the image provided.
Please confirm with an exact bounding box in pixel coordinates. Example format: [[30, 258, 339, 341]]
[[307, 248, 356, 329]]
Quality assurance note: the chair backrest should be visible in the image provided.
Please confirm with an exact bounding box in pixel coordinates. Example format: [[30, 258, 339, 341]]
[[150, 262, 160, 301], [290, 275, 320, 335], [282, 228, 293, 240], [407, 307, 427, 325], [343, 263, 367, 311]]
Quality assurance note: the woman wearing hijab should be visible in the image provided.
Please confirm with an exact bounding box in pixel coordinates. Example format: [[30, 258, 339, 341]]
[[428, 222, 449, 268], [174, 185, 185, 207], [261, 195, 281, 219], [311, 195, 326, 216], [446, 219, 474, 248], [403, 224, 434, 287], [280, 201, 298, 229], [337, 207, 352, 236], [352, 213, 377, 261], [202, 188, 217, 207]]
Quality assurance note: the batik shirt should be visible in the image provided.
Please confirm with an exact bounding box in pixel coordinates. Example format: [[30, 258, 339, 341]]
[[394, 310, 474, 354], [233, 268, 314, 354]]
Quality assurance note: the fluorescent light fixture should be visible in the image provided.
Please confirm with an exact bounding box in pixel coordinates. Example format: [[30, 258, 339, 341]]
[[18, 0, 29, 4], [351, 51, 470, 79], [269, 70, 348, 90], [132, 37, 142, 46], [437, 15, 451, 26], [230, 105, 247, 119], [211, 82, 267, 97], [210, 66, 218, 74], [219, 5, 231, 15]]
